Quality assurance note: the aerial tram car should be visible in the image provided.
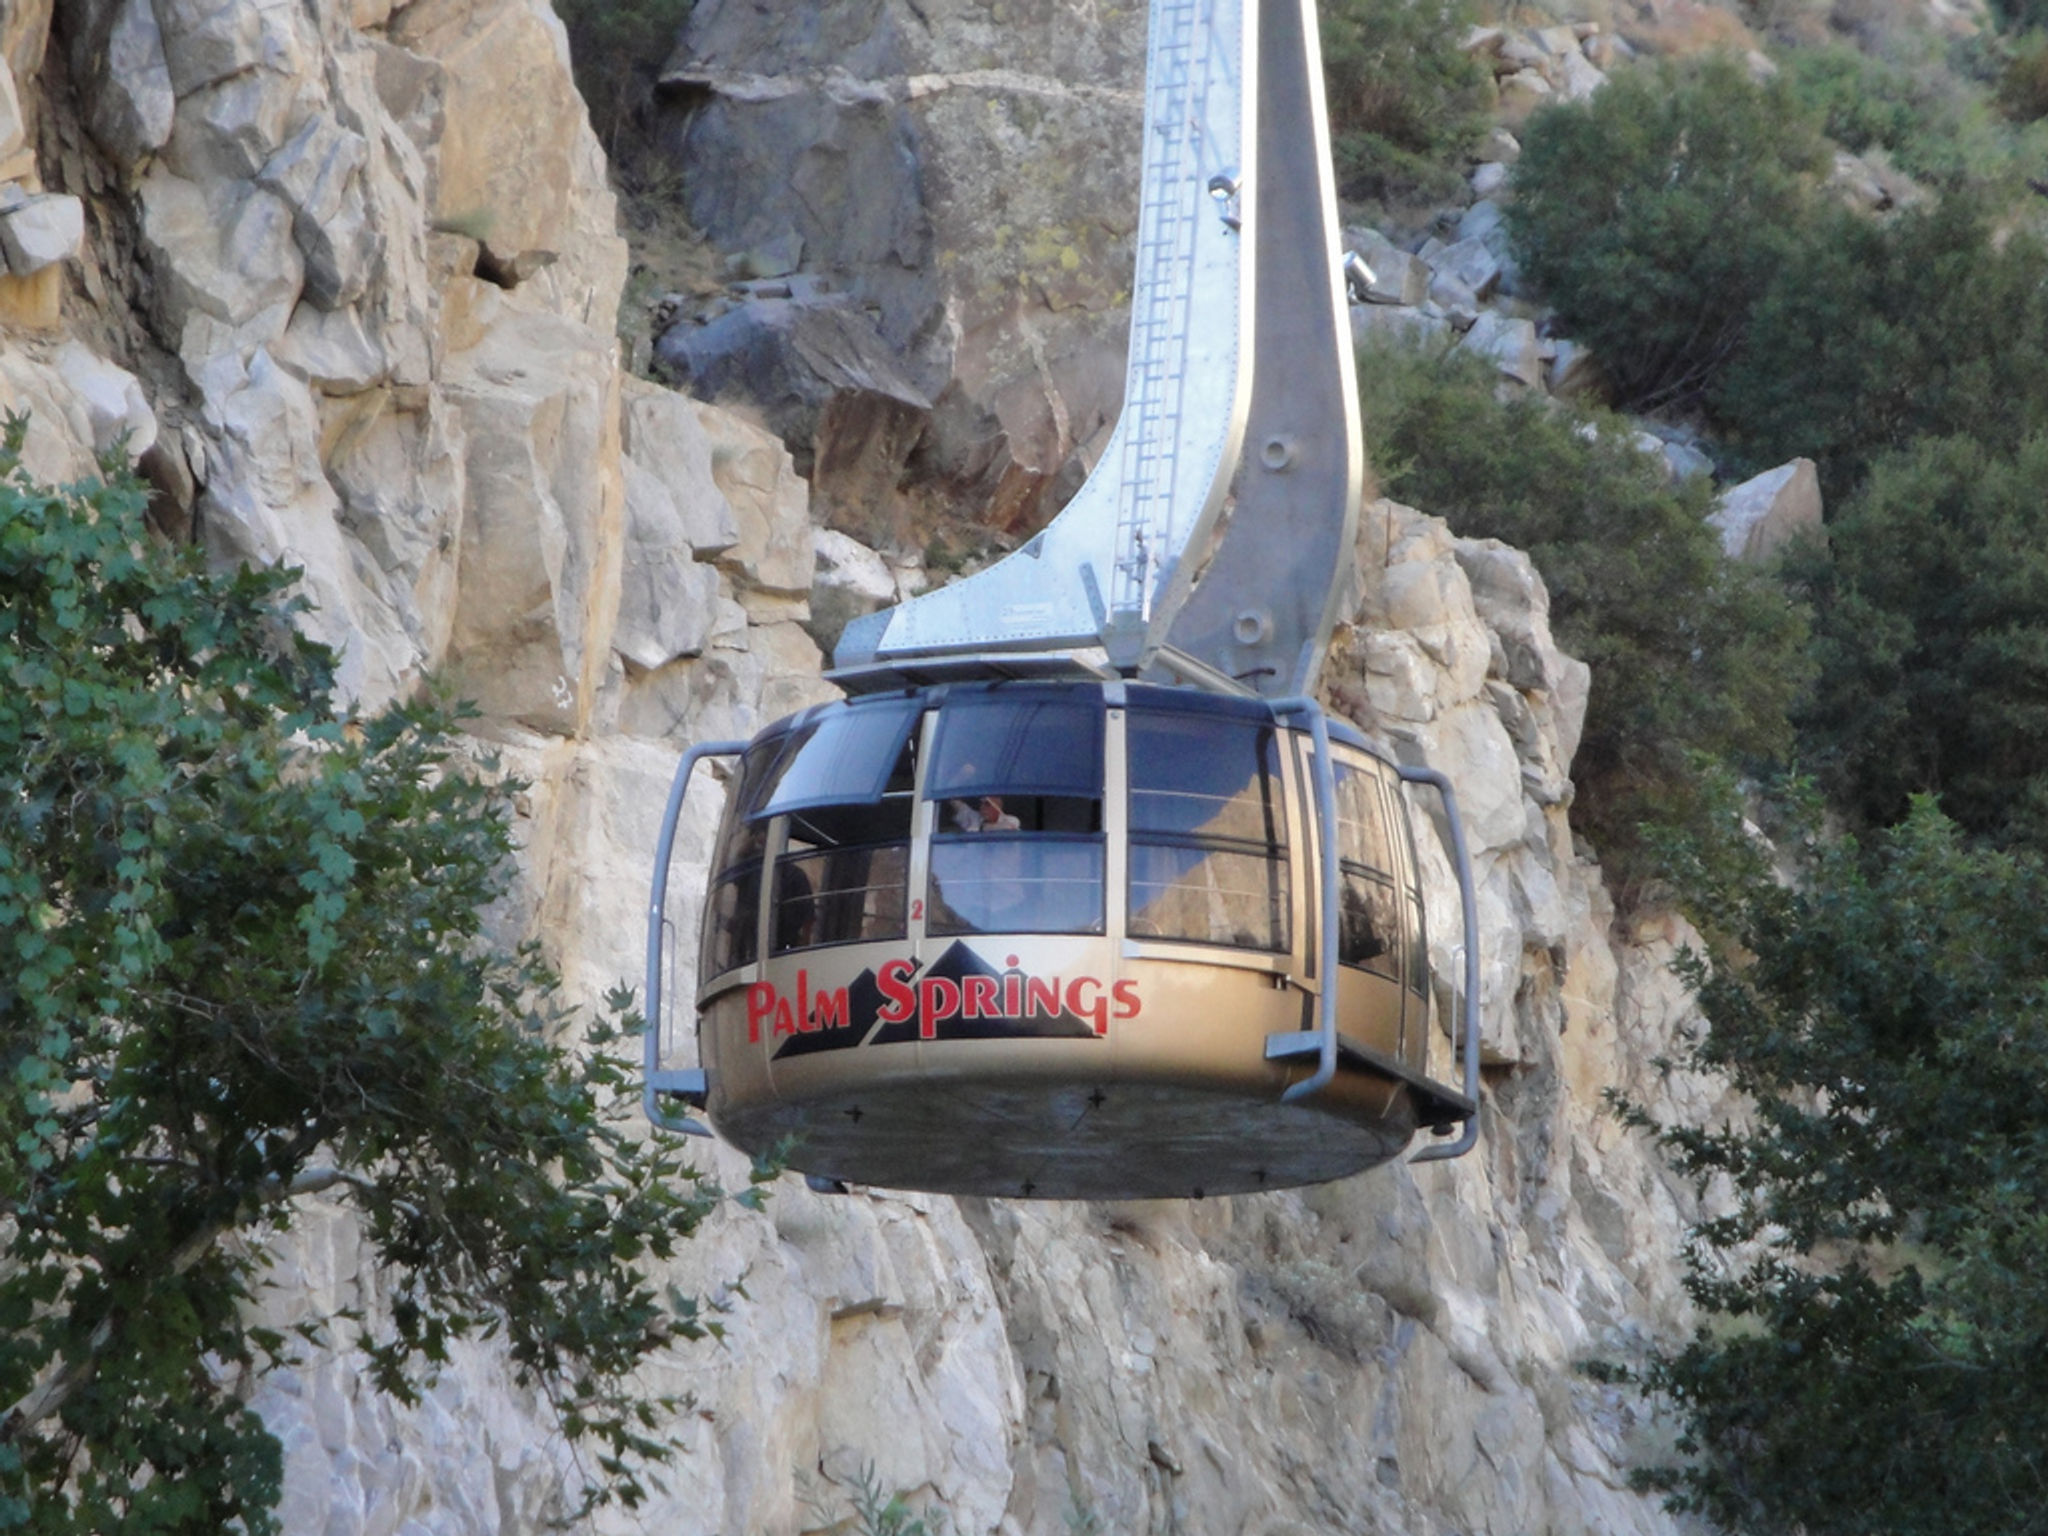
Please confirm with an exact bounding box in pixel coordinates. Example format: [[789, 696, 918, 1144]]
[[643, 0, 1481, 1200]]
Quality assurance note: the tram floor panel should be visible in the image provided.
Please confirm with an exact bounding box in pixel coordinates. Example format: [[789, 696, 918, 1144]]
[[710, 1075, 1423, 1200]]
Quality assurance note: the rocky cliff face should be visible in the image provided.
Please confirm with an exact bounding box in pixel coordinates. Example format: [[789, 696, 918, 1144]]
[[15, 1, 1728, 1530]]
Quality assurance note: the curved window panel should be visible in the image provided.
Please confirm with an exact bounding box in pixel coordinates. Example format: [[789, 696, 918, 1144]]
[[773, 844, 910, 953], [1407, 886, 1430, 998], [1333, 757, 1394, 876], [1128, 712, 1290, 952], [771, 795, 913, 956], [1129, 715, 1290, 846], [1129, 843, 1290, 951], [749, 697, 923, 821], [700, 747, 776, 980], [701, 865, 762, 977], [1338, 869, 1402, 979], [928, 836, 1105, 936], [1333, 755, 1402, 978], [926, 687, 1104, 801]]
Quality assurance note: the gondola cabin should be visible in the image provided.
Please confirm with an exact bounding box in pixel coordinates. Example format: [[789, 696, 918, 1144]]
[[646, 679, 1478, 1200]]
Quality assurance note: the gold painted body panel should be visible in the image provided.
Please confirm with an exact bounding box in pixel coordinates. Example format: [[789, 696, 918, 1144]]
[[701, 938, 1419, 1199]]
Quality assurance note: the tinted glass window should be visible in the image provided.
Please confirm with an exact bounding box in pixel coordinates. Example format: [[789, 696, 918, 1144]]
[[1338, 869, 1401, 979], [1128, 715, 1289, 848], [771, 796, 913, 955], [928, 837, 1105, 936], [1332, 755, 1401, 978], [701, 747, 773, 980], [927, 688, 1104, 801], [701, 865, 761, 977], [774, 844, 909, 953], [750, 697, 923, 821], [1130, 843, 1290, 951], [1407, 885, 1429, 997], [1334, 757, 1394, 875], [1127, 713, 1291, 953]]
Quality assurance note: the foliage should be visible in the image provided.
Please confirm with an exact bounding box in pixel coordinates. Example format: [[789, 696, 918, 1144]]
[[1321, 0, 1492, 205], [1999, 29, 2048, 120], [1359, 342, 1809, 894], [1780, 40, 2011, 187], [1785, 431, 2048, 844], [0, 428, 737, 1533], [551, 0, 695, 175], [1711, 195, 2048, 496], [1619, 798, 2048, 1536], [1506, 54, 1829, 413]]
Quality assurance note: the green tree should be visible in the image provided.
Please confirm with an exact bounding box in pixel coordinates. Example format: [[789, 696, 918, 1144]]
[[1321, 0, 1492, 204], [1788, 432, 2048, 844], [1622, 798, 2048, 1536], [1360, 343, 1809, 894], [0, 431, 736, 1533], [1506, 54, 1828, 412], [1713, 196, 2048, 494]]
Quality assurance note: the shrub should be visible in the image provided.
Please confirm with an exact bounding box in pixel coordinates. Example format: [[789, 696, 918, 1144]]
[[1788, 432, 2048, 844], [1621, 798, 2048, 1536], [1359, 342, 1810, 893], [1713, 196, 2048, 495], [1506, 55, 1829, 413], [0, 428, 733, 1531], [1321, 0, 1493, 204], [1998, 29, 2048, 120], [1782, 41, 2009, 187]]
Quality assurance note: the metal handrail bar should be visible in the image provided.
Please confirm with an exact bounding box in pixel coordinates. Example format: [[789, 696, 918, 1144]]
[[643, 740, 747, 1136], [1266, 695, 1343, 1102], [1397, 763, 1482, 1163]]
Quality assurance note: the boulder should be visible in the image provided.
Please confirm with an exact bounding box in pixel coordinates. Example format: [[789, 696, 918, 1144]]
[[806, 526, 901, 655], [164, 67, 297, 180], [0, 195, 84, 275], [615, 457, 722, 673], [1707, 457, 1822, 562], [656, 294, 930, 543], [139, 169, 303, 359], [258, 115, 384, 310], [1557, 49, 1608, 101], [1428, 236, 1502, 299], [1470, 161, 1509, 198], [1478, 126, 1521, 164], [154, 0, 270, 95], [1426, 268, 1480, 329], [1662, 438, 1714, 482], [1456, 198, 1505, 246], [1457, 311, 1542, 387], [1547, 337, 1602, 399], [1497, 67, 1554, 124], [272, 302, 388, 394], [619, 378, 742, 558], [1343, 227, 1428, 306], [64, 0, 175, 172], [691, 399, 817, 604], [1351, 303, 1453, 351], [1461, 24, 1506, 56], [53, 341, 157, 458]]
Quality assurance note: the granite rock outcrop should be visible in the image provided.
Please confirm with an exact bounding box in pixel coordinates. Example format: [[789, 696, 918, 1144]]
[[3, 1, 1735, 1531]]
